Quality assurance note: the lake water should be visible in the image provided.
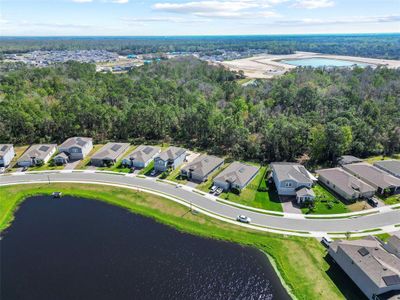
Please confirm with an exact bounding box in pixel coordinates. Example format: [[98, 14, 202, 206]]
[[0, 196, 291, 300], [281, 57, 371, 67]]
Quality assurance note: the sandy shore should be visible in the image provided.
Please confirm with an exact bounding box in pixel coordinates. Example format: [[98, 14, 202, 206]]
[[220, 51, 400, 79]]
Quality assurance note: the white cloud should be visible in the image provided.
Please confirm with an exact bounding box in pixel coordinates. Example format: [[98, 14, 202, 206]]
[[153, 0, 281, 18], [292, 0, 334, 9]]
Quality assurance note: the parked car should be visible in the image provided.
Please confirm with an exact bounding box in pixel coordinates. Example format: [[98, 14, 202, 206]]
[[321, 236, 333, 248], [210, 185, 218, 193], [150, 170, 156, 176], [236, 215, 251, 224], [0, 167, 5, 174], [215, 187, 223, 196], [368, 197, 379, 207]]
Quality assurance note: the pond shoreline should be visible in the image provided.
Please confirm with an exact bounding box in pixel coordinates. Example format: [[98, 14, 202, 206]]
[[0, 183, 357, 299]]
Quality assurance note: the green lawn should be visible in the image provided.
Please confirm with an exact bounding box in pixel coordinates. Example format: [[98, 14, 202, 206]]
[[165, 165, 187, 183], [197, 163, 231, 192], [138, 161, 155, 175], [220, 167, 283, 212], [0, 183, 362, 300], [75, 144, 105, 169], [364, 153, 400, 164], [381, 194, 400, 205], [302, 184, 349, 215]]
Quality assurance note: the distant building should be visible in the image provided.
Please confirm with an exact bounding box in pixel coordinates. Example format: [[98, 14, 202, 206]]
[[338, 155, 363, 166], [213, 162, 259, 191], [121, 145, 161, 168], [343, 162, 400, 194], [329, 235, 400, 300], [181, 154, 224, 182], [0, 144, 15, 167], [317, 168, 376, 201], [90, 143, 130, 167], [17, 144, 57, 167], [270, 162, 317, 202], [374, 160, 400, 179], [58, 137, 93, 160], [154, 147, 186, 172]]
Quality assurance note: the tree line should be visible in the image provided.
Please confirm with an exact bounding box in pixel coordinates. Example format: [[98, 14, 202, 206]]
[[0, 57, 399, 166], [1, 34, 400, 59]]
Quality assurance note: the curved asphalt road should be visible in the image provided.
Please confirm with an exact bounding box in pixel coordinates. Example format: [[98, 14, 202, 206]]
[[1, 172, 400, 235]]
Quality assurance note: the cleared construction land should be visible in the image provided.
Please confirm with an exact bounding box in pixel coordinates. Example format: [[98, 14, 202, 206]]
[[221, 51, 400, 79]]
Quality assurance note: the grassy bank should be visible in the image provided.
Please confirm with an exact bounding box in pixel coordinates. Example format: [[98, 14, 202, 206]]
[[0, 183, 360, 300]]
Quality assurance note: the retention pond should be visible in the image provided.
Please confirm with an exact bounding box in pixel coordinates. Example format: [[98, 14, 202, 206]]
[[1, 195, 291, 300]]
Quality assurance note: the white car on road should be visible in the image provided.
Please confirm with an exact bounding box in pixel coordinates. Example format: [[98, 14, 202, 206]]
[[236, 215, 251, 224]]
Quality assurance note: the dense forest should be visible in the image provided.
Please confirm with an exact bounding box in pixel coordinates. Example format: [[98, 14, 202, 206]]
[[0, 58, 399, 165], [1, 34, 400, 59]]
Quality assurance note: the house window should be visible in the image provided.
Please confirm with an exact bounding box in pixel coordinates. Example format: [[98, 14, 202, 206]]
[[285, 182, 292, 187]]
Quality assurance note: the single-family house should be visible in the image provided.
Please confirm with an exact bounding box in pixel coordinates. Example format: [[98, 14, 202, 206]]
[[0, 144, 15, 167], [121, 145, 161, 168], [58, 137, 93, 160], [17, 144, 57, 167], [329, 235, 400, 300], [374, 160, 400, 179], [54, 152, 69, 165], [90, 142, 130, 167], [213, 162, 259, 191], [317, 168, 376, 201], [338, 155, 363, 166], [181, 154, 224, 182], [270, 163, 317, 201], [154, 147, 186, 172], [343, 162, 400, 194]]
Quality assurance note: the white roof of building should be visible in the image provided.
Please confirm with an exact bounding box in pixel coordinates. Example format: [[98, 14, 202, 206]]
[[0, 144, 13, 157]]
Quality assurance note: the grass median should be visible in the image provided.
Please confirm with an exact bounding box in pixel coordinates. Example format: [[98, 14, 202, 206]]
[[0, 183, 361, 300]]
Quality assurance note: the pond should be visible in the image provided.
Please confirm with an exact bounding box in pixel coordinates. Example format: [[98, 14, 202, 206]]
[[281, 57, 372, 68], [0, 196, 291, 300]]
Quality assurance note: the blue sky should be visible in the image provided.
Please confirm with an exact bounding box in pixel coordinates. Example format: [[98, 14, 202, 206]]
[[1, 0, 399, 36]]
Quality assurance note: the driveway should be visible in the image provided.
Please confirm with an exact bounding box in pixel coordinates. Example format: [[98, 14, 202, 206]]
[[63, 160, 81, 170], [280, 197, 302, 214]]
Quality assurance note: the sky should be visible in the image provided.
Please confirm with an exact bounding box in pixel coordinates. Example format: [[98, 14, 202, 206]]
[[1, 0, 400, 36]]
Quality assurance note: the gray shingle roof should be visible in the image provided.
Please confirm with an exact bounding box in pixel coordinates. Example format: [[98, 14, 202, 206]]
[[330, 237, 400, 288], [316, 167, 376, 195], [158, 146, 186, 161], [271, 162, 314, 184], [296, 187, 315, 198], [91, 143, 130, 161], [123, 145, 161, 164], [181, 154, 224, 177], [59, 137, 92, 149], [18, 144, 57, 162], [343, 162, 400, 190], [374, 160, 400, 178], [338, 155, 363, 166], [214, 162, 259, 186]]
